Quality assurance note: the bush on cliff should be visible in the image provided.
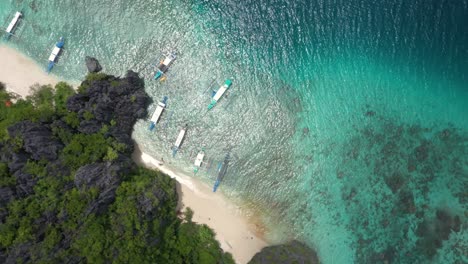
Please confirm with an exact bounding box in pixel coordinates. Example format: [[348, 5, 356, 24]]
[[0, 69, 234, 264]]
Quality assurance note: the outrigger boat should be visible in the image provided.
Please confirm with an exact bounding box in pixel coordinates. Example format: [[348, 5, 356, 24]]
[[213, 153, 230, 192], [193, 149, 205, 174], [208, 79, 233, 110], [153, 53, 176, 80], [3, 11, 22, 40], [172, 124, 187, 157], [149, 96, 168, 131], [47, 37, 65, 73]]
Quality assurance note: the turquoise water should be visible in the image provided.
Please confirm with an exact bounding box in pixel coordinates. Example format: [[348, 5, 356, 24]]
[[1, 0, 467, 263]]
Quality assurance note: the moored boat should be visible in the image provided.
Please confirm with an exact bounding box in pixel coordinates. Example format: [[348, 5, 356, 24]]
[[213, 153, 230, 192], [193, 149, 205, 174], [153, 53, 176, 80], [47, 37, 64, 73], [208, 79, 232, 110], [3, 11, 22, 40], [172, 124, 187, 157], [149, 96, 168, 131]]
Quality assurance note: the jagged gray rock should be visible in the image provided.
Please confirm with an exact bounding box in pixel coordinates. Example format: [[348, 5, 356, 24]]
[[0, 187, 14, 221], [6, 151, 29, 174], [4, 242, 32, 264], [78, 119, 102, 134], [0, 187, 14, 204], [0, 64, 152, 262], [248, 240, 319, 264], [85, 56, 102, 73], [74, 156, 134, 215], [14, 170, 37, 198], [7, 121, 63, 161], [66, 94, 89, 112]]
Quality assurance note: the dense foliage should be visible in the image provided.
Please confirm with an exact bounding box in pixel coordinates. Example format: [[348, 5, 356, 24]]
[[0, 72, 234, 263]]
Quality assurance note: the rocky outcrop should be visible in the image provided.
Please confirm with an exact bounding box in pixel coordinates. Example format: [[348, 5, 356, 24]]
[[85, 56, 102, 73], [77, 119, 102, 134], [7, 121, 63, 161], [14, 170, 37, 198], [5, 150, 29, 174], [0, 60, 155, 262], [66, 93, 89, 112], [0, 187, 14, 221], [4, 242, 32, 264], [68, 71, 149, 150], [74, 155, 134, 215], [248, 240, 319, 264]]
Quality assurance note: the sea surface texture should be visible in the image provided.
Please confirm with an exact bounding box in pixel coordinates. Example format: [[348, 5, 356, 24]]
[[1, 0, 467, 263]]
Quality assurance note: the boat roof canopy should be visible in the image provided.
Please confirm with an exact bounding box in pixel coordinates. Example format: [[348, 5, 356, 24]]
[[6, 11, 22, 33]]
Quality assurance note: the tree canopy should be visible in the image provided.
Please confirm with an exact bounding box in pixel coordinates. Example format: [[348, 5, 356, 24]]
[[0, 74, 235, 264]]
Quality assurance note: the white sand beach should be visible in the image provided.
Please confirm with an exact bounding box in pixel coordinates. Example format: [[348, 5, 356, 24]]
[[133, 146, 269, 264], [0, 44, 268, 264], [0, 44, 59, 97]]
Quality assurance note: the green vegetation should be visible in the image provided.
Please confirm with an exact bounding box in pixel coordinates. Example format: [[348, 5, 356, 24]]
[[0, 77, 235, 263]]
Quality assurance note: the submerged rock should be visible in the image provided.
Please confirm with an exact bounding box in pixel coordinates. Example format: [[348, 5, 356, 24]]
[[85, 56, 102, 73], [248, 240, 319, 264], [415, 209, 462, 258]]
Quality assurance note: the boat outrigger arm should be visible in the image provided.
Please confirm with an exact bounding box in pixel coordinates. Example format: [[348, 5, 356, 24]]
[[193, 149, 205, 174], [149, 96, 168, 131], [154, 53, 176, 80], [172, 125, 187, 157], [4, 11, 22, 40], [213, 153, 230, 192], [47, 37, 65, 73], [208, 79, 232, 110]]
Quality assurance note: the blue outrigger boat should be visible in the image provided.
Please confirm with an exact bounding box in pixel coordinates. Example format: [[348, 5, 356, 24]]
[[213, 153, 230, 192], [46, 37, 64, 73]]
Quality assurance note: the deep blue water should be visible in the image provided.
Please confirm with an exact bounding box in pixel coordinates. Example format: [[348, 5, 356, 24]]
[[1, 0, 467, 263]]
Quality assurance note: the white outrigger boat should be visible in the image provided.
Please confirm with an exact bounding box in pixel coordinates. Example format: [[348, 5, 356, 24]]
[[47, 37, 65, 73], [153, 53, 176, 80], [172, 124, 187, 157], [148, 96, 168, 131], [3, 11, 22, 40], [208, 79, 233, 110], [193, 149, 205, 174]]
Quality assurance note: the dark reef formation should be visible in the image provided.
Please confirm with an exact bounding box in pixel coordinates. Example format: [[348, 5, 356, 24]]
[[335, 106, 467, 263], [248, 240, 319, 264]]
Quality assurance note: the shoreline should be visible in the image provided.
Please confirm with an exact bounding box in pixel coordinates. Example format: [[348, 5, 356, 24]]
[[0, 44, 60, 97], [0, 43, 269, 264], [132, 145, 269, 264]]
